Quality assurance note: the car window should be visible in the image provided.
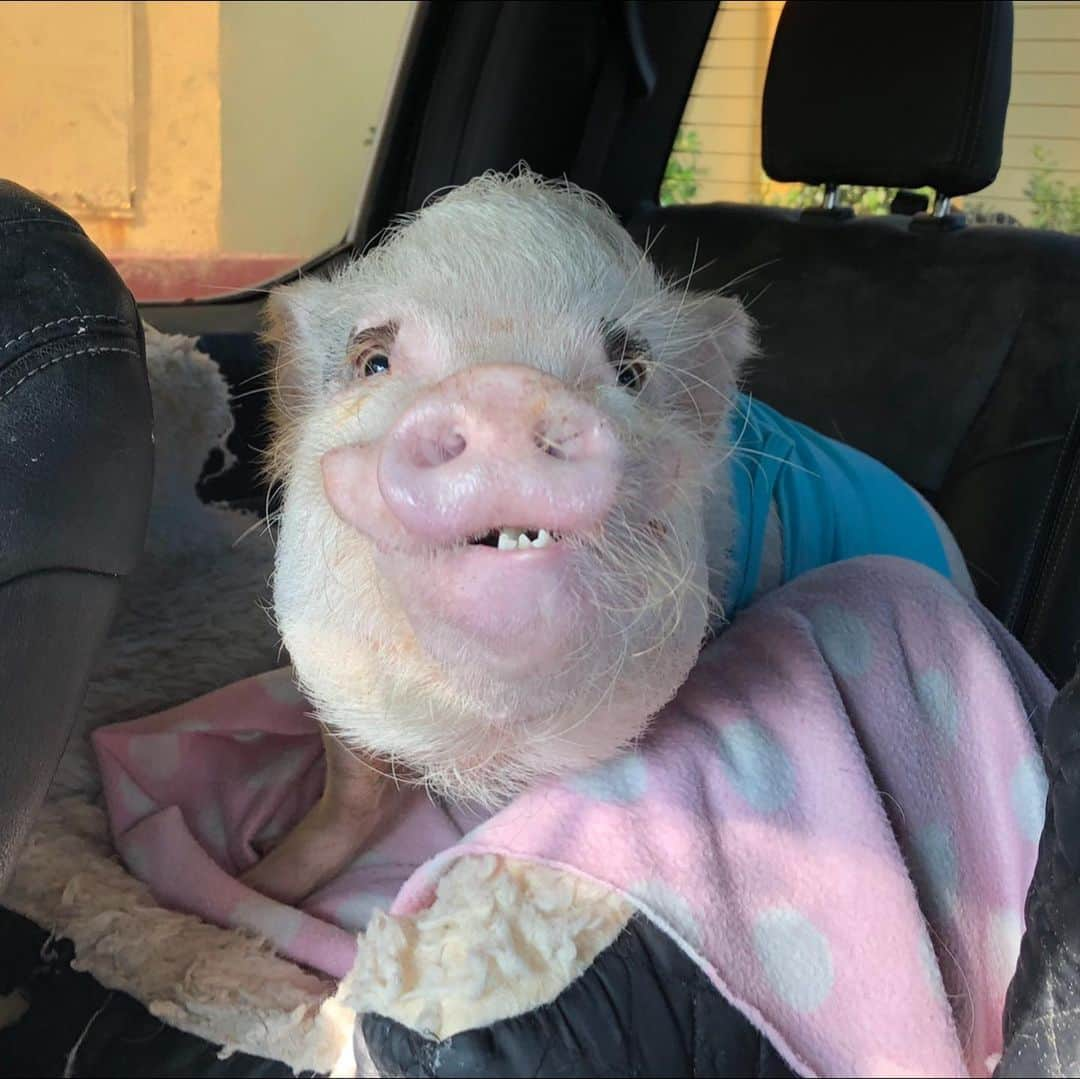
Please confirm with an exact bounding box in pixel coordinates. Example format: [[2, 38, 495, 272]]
[[1, 1, 416, 302], [665, 0, 1080, 233]]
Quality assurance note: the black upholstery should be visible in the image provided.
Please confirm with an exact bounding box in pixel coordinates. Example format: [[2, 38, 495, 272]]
[[0, 906, 302, 1078], [629, 0, 1080, 687], [762, 0, 1012, 196], [999, 670, 1080, 1075], [0, 181, 152, 886], [629, 204, 1080, 685]]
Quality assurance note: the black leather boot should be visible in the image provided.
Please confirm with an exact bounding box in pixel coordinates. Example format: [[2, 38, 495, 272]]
[[0, 180, 152, 886]]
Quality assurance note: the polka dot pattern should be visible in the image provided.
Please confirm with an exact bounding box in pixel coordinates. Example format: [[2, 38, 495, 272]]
[[571, 753, 648, 804], [631, 878, 704, 952], [989, 909, 1025, 986], [253, 814, 290, 853], [716, 718, 795, 814], [914, 822, 958, 897], [917, 931, 949, 1005], [261, 666, 306, 705], [172, 717, 213, 733], [326, 891, 390, 933], [1011, 755, 1048, 843], [753, 906, 834, 1014], [246, 746, 316, 791], [914, 668, 960, 744], [230, 898, 304, 949], [117, 773, 158, 819], [128, 733, 181, 781], [808, 604, 872, 678], [123, 841, 153, 883], [89, 554, 1051, 1077], [198, 803, 229, 861]]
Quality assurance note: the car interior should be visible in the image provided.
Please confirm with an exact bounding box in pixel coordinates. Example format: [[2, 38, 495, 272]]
[[2, 0, 1079, 1074], [153, 0, 1080, 690]]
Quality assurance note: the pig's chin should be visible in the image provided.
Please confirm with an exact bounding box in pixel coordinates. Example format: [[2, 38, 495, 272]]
[[375, 541, 587, 677]]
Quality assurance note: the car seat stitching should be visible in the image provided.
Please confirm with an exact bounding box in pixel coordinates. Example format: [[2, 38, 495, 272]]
[[0, 315, 126, 354], [972, 5, 994, 170], [0, 221, 83, 237], [1007, 406, 1079, 632], [955, 7, 987, 171], [1030, 448, 1080, 642], [0, 346, 139, 403]]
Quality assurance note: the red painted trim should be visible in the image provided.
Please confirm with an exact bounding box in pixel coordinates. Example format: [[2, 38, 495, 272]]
[[105, 253, 304, 302]]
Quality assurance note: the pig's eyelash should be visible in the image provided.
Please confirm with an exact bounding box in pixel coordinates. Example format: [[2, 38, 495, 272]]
[[344, 321, 399, 369], [600, 320, 651, 392]]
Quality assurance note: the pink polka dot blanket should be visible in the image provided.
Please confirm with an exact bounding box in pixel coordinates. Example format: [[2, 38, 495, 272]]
[[93, 556, 1052, 1078]]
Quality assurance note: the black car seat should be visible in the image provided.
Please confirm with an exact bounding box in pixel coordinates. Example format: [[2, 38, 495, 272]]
[[0, 182, 153, 886], [629, 0, 1080, 687]]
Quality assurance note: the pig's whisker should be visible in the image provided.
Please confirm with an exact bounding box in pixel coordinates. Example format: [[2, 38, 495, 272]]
[[716, 258, 782, 294], [731, 445, 820, 479], [659, 238, 700, 368], [601, 225, 665, 327], [229, 385, 275, 402], [741, 280, 774, 314]]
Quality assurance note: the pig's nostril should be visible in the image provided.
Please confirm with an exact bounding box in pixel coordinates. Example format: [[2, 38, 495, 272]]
[[414, 429, 467, 468], [441, 431, 467, 461], [534, 432, 568, 460]]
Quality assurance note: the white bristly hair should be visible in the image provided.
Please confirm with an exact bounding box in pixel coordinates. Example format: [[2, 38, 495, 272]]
[[263, 169, 756, 806]]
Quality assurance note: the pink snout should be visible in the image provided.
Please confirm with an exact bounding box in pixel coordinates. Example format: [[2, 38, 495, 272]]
[[325, 365, 622, 547]]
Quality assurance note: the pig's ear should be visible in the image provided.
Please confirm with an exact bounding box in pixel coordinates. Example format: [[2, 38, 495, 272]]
[[262, 276, 337, 400], [261, 276, 340, 483], [658, 291, 756, 437]]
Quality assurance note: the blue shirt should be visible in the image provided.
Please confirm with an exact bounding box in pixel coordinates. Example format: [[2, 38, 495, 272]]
[[724, 394, 952, 614]]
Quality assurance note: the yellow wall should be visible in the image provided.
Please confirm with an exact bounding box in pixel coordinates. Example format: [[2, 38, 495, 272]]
[[219, 1, 412, 256], [978, 0, 1080, 218], [681, 1, 782, 205], [8, 0, 1076, 254], [122, 0, 222, 254], [683, 0, 1080, 223], [0, 1, 410, 260], [0, 2, 135, 217], [0, 1, 222, 255]]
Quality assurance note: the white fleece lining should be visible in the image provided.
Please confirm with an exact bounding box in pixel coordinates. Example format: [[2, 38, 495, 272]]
[[3, 798, 366, 1076]]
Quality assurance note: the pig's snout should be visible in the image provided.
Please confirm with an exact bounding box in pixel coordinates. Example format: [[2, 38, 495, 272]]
[[375, 365, 621, 545]]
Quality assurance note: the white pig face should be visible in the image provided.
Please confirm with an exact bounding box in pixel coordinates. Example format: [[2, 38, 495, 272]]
[[265, 171, 753, 806]]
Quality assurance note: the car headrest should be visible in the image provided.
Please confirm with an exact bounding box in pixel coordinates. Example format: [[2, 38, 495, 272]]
[[761, 0, 1013, 197]]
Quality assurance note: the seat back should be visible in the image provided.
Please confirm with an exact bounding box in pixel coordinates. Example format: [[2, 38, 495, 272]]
[[629, 0, 1080, 685]]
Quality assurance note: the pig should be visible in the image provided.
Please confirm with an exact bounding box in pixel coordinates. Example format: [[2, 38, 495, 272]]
[[243, 169, 969, 908]]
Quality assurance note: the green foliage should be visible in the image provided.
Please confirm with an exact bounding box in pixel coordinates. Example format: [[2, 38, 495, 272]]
[[661, 130, 1080, 235], [1022, 145, 1080, 234], [762, 146, 1080, 234], [661, 127, 705, 207], [760, 179, 934, 216]]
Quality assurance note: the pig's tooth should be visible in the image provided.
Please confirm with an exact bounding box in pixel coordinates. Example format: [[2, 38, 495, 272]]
[[490, 526, 553, 551]]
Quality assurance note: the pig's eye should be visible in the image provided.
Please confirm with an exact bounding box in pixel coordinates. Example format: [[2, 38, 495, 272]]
[[346, 321, 398, 379], [359, 351, 391, 377], [602, 322, 650, 393]]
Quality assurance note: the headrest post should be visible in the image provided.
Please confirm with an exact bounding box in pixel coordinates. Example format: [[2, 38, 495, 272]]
[[822, 183, 839, 210], [932, 193, 952, 219]]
